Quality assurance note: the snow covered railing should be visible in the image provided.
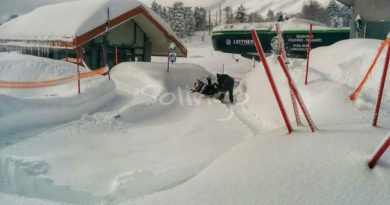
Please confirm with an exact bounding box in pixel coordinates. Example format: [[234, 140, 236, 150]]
[[0, 66, 108, 89]]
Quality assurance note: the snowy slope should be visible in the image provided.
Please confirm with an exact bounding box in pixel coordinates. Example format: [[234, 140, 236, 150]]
[[0, 61, 251, 204], [212, 0, 332, 16], [1, 33, 390, 205], [121, 38, 390, 205]]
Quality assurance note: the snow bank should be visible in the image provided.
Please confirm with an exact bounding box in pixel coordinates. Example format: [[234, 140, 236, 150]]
[[311, 39, 390, 109], [0, 52, 117, 137], [120, 39, 390, 205], [0, 52, 97, 97], [1, 62, 250, 204]]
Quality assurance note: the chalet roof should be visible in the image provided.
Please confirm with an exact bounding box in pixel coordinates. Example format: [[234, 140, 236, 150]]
[[0, 0, 187, 57]]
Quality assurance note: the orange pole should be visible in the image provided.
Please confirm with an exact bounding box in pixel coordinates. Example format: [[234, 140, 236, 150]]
[[350, 39, 388, 101]]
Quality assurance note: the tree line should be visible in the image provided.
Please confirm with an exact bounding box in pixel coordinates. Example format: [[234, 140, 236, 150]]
[[151, 0, 352, 38], [151, 1, 207, 38]]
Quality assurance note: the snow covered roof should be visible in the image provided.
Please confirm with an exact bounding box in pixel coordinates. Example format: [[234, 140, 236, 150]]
[[213, 18, 345, 32], [0, 0, 187, 57]]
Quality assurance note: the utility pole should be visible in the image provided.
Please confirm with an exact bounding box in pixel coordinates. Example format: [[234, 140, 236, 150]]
[[219, 2, 222, 25], [208, 9, 212, 35]]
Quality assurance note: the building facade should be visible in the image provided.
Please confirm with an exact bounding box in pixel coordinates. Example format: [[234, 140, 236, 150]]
[[338, 0, 390, 39], [0, 0, 187, 69]]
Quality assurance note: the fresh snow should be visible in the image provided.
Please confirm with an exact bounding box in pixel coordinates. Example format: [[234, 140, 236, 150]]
[[0, 31, 390, 205], [0, 0, 176, 44]]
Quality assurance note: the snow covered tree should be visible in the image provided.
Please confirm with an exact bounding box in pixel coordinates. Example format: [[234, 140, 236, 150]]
[[151, 1, 162, 17], [170, 2, 186, 38], [184, 7, 196, 36], [234, 4, 247, 23], [300, 0, 328, 24], [161, 7, 170, 23], [339, 5, 352, 27], [326, 0, 352, 27], [223, 6, 234, 24], [248, 12, 263, 23], [194, 7, 207, 31], [266, 10, 275, 21], [327, 0, 338, 27]]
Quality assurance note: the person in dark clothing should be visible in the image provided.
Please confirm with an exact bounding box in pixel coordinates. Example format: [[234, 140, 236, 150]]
[[216, 74, 235, 103], [191, 76, 219, 97]]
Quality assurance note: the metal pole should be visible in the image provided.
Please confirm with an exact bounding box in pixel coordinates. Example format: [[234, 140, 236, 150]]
[[368, 133, 390, 169], [76, 37, 81, 94], [305, 24, 313, 85], [278, 56, 316, 132], [115, 47, 118, 65], [251, 30, 293, 134], [373, 44, 390, 126], [167, 52, 170, 73]]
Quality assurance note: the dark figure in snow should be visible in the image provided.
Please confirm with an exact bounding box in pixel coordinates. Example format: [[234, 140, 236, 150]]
[[277, 15, 284, 22], [216, 74, 235, 103], [191, 76, 219, 97]]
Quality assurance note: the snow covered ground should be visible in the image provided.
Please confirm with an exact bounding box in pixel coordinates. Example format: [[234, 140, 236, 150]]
[[1, 32, 390, 205]]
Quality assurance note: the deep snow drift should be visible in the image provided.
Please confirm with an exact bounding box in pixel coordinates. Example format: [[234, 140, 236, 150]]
[[1, 33, 390, 205]]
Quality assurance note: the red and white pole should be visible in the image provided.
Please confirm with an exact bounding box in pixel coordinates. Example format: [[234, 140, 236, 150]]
[[305, 24, 313, 85], [276, 23, 301, 126], [277, 56, 317, 132], [372, 44, 390, 126], [368, 132, 390, 169], [250, 30, 293, 134]]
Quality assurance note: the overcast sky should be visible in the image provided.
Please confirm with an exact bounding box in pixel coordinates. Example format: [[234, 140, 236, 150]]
[[0, 0, 218, 23]]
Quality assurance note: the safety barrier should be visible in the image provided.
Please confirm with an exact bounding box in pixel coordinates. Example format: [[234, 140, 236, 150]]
[[0, 66, 109, 89], [350, 39, 390, 101]]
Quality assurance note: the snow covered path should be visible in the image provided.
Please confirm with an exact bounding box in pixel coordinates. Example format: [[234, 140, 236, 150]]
[[0, 62, 252, 204]]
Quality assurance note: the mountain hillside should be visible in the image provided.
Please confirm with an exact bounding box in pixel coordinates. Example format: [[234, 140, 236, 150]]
[[210, 0, 333, 17]]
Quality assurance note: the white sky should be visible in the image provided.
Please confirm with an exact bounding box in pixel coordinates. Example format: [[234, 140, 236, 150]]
[[0, 0, 218, 22]]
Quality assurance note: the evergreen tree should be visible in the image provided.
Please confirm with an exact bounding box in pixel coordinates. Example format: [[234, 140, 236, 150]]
[[339, 5, 352, 27], [223, 6, 234, 24], [151, 1, 162, 17], [300, 0, 328, 24], [327, 0, 338, 27], [170, 2, 186, 38], [266, 10, 275, 21], [234, 4, 247, 23], [161, 7, 170, 23], [248, 12, 263, 23], [194, 7, 207, 31], [184, 7, 196, 36]]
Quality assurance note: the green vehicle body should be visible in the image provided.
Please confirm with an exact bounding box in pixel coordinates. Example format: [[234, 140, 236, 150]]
[[212, 28, 350, 59]]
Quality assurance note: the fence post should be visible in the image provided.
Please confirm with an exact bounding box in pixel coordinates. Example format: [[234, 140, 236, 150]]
[[250, 30, 293, 134], [368, 133, 390, 169], [277, 56, 317, 132], [373, 43, 390, 126], [276, 23, 301, 126], [76, 37, 81, 94], [305, 24, 313, 85]]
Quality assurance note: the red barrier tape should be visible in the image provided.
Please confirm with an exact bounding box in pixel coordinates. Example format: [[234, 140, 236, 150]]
[[0, 66, 108, 89]]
